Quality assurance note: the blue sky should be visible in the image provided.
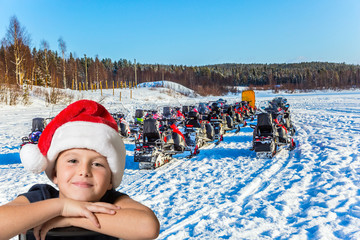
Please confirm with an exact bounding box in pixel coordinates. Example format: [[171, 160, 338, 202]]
[[0, 0, 359, 66]]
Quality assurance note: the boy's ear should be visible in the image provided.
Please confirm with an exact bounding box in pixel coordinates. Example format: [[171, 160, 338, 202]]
[[107, 172, 113, 190], [107, 180, 113, 190], [52, 169, 58, 184]]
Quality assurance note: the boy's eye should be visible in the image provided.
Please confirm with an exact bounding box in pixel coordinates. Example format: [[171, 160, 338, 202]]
[[93, 162, 104, 167], [68, 159, 77, 164]]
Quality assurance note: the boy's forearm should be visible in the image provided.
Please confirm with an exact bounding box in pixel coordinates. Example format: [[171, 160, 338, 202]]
[[70, 208, 160, 239], [0, 198, 62, 240]]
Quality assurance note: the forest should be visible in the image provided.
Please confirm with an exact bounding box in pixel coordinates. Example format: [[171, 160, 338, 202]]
[[1, 15, 360, 101]]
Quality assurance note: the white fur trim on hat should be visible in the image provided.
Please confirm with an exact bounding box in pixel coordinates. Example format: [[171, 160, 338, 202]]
[[20, 143, 48, 173], [45, 121, 126, 188]]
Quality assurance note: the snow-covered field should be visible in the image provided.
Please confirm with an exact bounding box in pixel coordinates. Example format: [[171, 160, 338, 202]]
[[1, 85, 360, 239]]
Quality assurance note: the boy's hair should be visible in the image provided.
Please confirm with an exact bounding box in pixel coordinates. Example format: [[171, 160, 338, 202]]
[[20, 100, 126, 188]]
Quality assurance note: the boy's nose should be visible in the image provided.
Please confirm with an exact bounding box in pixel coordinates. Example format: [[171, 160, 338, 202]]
[[78, 164, 91, 177]]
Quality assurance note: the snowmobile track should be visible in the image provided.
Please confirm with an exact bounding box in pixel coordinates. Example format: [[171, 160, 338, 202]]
[[159, 151, 292, 238]]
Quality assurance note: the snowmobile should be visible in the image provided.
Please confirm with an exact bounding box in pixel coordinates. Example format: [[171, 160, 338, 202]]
[[269, 97, 288, 109], [128, 109, 145, 139], [250, 113, 277, 158], [250, 112, 295, 158], [134, 109, 145, 125], [184, 111, 214, 154], [111, 112, 130, 138], [265, 98, 296, 136], [134, 116, 172, 169], [221, 104, 239, 132], [216, 98, 227, 108], [174, 107, 186, 126], [198, 102, 211, 116], [21, 118, 46, 146], [202, 118, 215, 142], [129, 123, 142, 141], [281, 103, 296, 136], [233, 105, 245, 125], [271, 107, 297, 141], [241, 101, 255, 119], [130, 109, 161, 140], [209, 113, 225, 140], [162, 106, 185, 127], [149, 109, 162, 120], [234, 102, 247, 119], [198, 102, 212, 125], [208, 103, 225, 140], [161, 121, 187, 154], [162, 106, 175, 120], [182, 105, 190, 118]]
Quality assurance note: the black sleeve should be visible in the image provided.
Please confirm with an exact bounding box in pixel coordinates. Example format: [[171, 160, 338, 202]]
[[100, 189, 127, 204], [19, 184, 59, 203]]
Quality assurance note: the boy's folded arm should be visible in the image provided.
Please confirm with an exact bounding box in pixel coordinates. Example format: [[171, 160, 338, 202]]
[[0, 196, 63, 240], [69, 195, 160, 239]]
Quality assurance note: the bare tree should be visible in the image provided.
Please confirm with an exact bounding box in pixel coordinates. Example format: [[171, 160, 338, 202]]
[[5, 15, 30, 86], [74, 53, 79, 90], [40, 40, 51, 87], [1, 38, 9, 85], [58, 37, 67, 88], [84, 54, 88, 90]]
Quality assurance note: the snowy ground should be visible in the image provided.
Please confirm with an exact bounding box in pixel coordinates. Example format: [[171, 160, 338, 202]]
[[1, 86, 360, 239]]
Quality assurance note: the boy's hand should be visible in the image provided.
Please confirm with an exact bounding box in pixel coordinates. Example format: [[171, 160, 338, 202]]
[[33, 217, 70, 240], [61, 198, 120, 228]]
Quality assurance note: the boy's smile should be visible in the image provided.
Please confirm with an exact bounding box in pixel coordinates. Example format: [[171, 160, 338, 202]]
[[53, 148, 113, 202], [72, 181, 94, 188]]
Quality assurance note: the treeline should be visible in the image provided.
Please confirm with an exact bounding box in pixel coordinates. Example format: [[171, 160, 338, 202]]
[[1, 16, 360, 98], [206, 62, 360, 92]]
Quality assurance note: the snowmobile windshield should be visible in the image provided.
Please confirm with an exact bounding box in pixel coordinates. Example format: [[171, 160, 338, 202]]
[[163, 107, 172, 116], [135, 109, 144, 118], [32, 118, 45, 132]]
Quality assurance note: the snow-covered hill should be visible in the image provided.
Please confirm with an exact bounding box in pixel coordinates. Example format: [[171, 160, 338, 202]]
[[137, 80, 198, 97], [1, 85, 360, 239]]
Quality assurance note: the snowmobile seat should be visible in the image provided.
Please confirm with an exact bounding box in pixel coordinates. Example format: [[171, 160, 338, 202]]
[[143, 132, 161, 145], [256, 125, 274, 137], [186, 119, 201, 128], [187, 110, 199, 120], [143, 118, 161, 145], [256, 113, 275, 137], [209, 112, 221, 122]]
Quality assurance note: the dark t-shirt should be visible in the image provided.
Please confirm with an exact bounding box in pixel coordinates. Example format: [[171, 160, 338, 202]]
[[20, 184, 125, 240], [20, 184, 125, 203]]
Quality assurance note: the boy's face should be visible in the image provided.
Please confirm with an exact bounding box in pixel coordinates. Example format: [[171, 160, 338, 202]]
[[53, 148, 113, 202]]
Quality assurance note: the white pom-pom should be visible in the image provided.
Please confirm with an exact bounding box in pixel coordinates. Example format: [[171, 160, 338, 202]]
[[20, 144, 48, 173]]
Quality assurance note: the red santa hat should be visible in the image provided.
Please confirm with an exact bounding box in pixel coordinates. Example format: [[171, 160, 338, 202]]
[[20, 100, 126, 188]]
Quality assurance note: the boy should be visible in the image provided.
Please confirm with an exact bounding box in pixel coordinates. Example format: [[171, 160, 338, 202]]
[[0, 100, 160, 240]]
